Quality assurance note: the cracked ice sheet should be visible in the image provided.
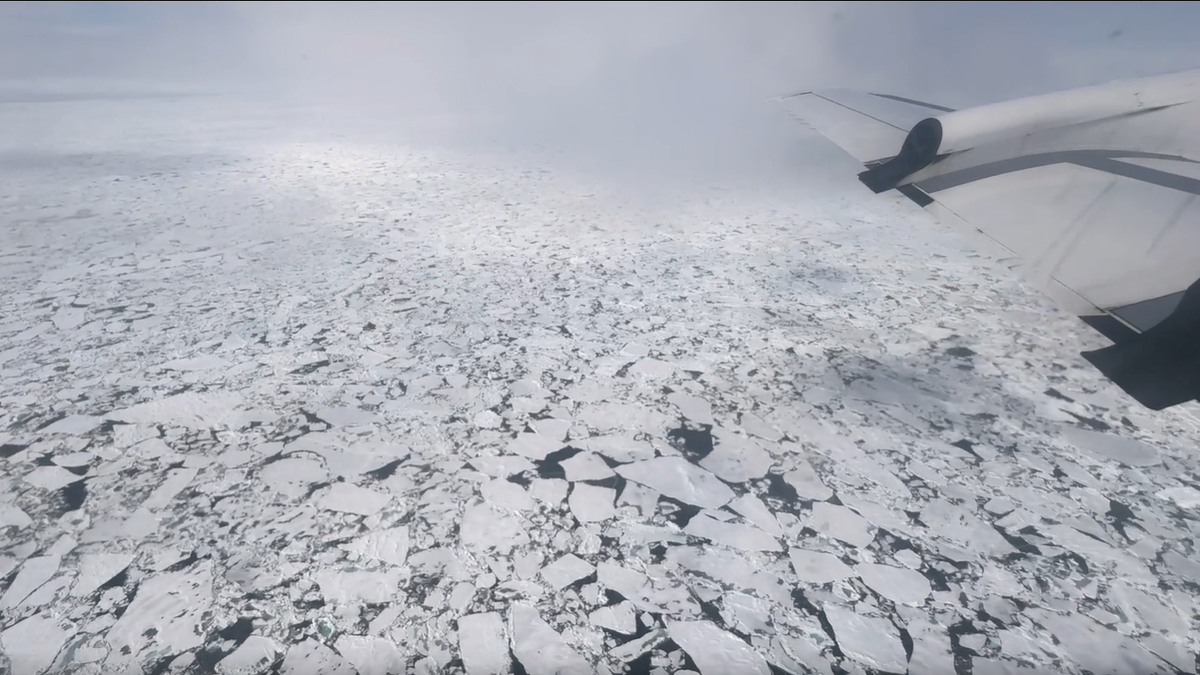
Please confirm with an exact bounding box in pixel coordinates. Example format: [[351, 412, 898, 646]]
[[5, 96, 1200, 675]]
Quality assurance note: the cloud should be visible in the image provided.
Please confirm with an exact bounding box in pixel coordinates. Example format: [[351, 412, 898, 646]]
[[2, 1, 1199, 186], [822, 1, 1200, 105], [220, 1, 852, 182], [6, 2, 1199, 107]]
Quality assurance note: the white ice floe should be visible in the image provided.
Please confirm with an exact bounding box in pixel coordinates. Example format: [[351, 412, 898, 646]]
[[808, 502, 875, 548], [317, 482, 391, 516], [334, 635, 405, 675], [576, 401, 671, 434], [160, 354, 232, 372], [856, 562, 932, 605], [509, 603, 591, 675], [906, 621, 956, 675], [668, 546, 790, 605], [313, 569, 404, 605], [615, 457, 734, 508], [339, 527, 410, 566], [783, 460, 833, 500], [666, 620, 771, 675], [0, 504, 32, 529], [683, 513, 781, 552], [823, 605, 908, 674], [789, 548, 855, 584], [260, 457, 329, 498], [558, 451, 615, 482], [582, 434, 656, 463], [461, 503, 530, 554], [625, 358, 676, 380], [51, 451, 94, 467], [22, 465, 79, 491], [473, 409, 503, 429], [588, 601, 638, 634], [70, 553, 134, 597], [2, 614, 72, 675], [530, 478, 569, 506], [772, 634, 832, 675], [739, 412, 784, 442], [52, 306, 87, 330], [1156, 485, 1200, 508], [568, 483, 616, 523], [1062, 427, 1160, 467], [699, 433, 774, 483], [727, 494, 784, 536], [0, 555, 61, 609], [106, 563, 215, 668], [280, 640, 356, 675], [481, 478, 534, 511], [458, 612, 510, 675], [218, 636, 281, 675], [79, 507, 160, 544], [40, 414, 103, 435], [508, 432, 565, 461], [142, 467, 199, 510], [540, 553, 595, 591], [109, 391, 245, 429], [315, 406, 382, 427], [597, 561, 697, 615], [530, 418, 571, 439], [667, 391, 714, 425], [469, 454, 536, 477], [1033, 609, 1166, 675]]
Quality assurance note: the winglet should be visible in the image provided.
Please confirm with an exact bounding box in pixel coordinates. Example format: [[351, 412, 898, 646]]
[[857, 117, 944, 192]]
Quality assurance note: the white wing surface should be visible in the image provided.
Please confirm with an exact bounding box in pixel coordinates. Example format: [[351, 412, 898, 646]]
[[781, 70, 1200, 409]]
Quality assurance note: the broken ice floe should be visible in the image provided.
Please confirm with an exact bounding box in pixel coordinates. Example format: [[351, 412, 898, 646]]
[[668, 620, 771, 675], [615, 457, 733, 508], [823, 605, 908, 674], [510, 604, 591, 675], [6, 117, 1200, 675]]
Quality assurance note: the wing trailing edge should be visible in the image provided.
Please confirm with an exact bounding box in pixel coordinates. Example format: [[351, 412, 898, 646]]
[[781, 69, 1200, 409]]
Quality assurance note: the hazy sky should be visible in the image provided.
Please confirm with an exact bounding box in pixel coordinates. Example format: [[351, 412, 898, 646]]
[[4, 2, 1197, 97], [2, 1, 1199, 182]]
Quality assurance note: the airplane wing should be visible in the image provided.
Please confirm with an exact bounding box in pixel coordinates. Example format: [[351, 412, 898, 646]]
[[779, 71, 1200, 410]]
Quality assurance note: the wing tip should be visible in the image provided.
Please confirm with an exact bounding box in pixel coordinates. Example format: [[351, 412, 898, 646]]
[[771, 90, 815, 103]]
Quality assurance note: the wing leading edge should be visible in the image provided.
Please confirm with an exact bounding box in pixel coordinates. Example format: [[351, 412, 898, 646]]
[[782, 70, 1200, 410]]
